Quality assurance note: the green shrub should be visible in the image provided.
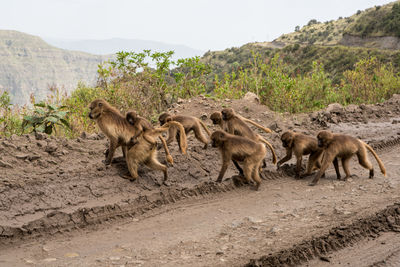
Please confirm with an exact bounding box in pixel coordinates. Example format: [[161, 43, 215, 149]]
[[22, 102, 70, 134]]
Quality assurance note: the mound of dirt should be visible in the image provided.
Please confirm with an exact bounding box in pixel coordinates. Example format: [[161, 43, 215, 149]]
[[309, 94, 400, 126]]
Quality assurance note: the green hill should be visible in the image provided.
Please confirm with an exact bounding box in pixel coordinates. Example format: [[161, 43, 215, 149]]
[[0, 30, 105, 105], [201, 1, 400, 84], [274, 1, 400, 49]]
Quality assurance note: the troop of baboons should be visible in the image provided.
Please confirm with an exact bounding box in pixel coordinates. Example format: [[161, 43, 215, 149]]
[[89, 99, 386, 189]]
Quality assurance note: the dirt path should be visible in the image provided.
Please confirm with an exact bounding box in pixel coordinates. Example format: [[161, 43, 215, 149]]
[[1, 95, 400, 266], [0, 141, 399, 266], [303, 232, 400, 267]]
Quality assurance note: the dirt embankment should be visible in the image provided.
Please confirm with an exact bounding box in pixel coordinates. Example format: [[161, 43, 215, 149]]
[[0, 94, 400, 266]]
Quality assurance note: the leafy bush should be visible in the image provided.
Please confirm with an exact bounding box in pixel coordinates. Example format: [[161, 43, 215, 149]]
[[22, 102, 70, 134]]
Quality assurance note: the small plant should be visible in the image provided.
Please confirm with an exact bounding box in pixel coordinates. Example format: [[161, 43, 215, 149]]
[[22, 102, 70, 134], [0, 91, 24, 136]]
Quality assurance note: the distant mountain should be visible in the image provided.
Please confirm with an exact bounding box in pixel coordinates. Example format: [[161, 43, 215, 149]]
[[43, 37, 205, 60], [0, 30, 105, 105]]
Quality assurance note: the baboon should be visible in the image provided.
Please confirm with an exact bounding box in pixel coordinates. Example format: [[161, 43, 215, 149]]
[[221, 108, 277, 164], [210, 112, 227, 130], [123, 121, 187, 185], [221, 108, 272, 135], [211, 130, 266, 190], [125, 111, 173, 165], [159, 112, 211, 149], [210, 111, 243, 174], [309, 130, 387, 186], [89, 99, 135, 165], [277, 131, 333, 179]]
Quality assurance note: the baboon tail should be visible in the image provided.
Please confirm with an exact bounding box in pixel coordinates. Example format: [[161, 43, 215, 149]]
[[362, 141, 387, 176], [166, 121, 188, 154], [239, 115, 272, 133], [158, 136, 174, 165], [259, 136, 277, 164], [199, 120, 211, 136]]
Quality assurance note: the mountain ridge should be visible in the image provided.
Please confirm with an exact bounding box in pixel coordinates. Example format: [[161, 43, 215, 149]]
[[0, 30, 105, 105], [43, 37, 204, 59]]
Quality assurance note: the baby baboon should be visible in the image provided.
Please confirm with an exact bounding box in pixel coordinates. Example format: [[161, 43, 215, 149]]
[[123, 121, 187, 185], [159, 112, 211, 149], [125, 111, 173, 165], [126, 111, 155, 144], [277, 131, 329, 178], [309, 130, 387, 186], [211, 130, 266, 190], [221, 108, 277, 164], [210, 112, 226, 130], [89, 99, 135, 165]]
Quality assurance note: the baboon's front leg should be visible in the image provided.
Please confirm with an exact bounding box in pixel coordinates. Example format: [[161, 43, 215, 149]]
[[216, 160, 229, 183], [104, 139, 118, 165]]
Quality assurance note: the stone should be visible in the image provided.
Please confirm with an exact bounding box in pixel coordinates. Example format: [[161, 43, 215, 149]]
[[243, 92, 260, 103], [15, 154, 29, 160], [246, 216, 262, 223], [326, 103, 344, 114]]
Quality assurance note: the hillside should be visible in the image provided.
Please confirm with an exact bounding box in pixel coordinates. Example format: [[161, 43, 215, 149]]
[[201, 1, 400, 85], [201, 43, 400, 85], [274, 1, 400, 49], [0, 30, 105, 105], [43, 37, 204, 60]]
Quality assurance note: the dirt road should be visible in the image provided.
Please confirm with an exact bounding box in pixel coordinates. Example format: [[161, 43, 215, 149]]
[[1, 95, 400, 266]]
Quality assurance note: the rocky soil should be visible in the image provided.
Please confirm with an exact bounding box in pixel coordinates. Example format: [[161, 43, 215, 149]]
[[0, 93, 400, 266]]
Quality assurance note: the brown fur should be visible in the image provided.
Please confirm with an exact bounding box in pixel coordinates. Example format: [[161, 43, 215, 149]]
[[89, 99, 135, 165], [159, 112, 211, 149], [123, 121, 187, 185], [210, 112, 227, 130], [126, 111, 173, 165], [211, 130, 266, 190], [221, 108, 276, 164], [277, 131, 327, 178], [310, 130, 386, 186]]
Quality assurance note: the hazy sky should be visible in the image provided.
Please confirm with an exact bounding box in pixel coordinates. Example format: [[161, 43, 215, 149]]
[[0, 0, 395, 51]]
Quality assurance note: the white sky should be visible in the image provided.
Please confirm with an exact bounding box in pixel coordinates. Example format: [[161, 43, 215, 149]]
[[0, 0, 395, 51]]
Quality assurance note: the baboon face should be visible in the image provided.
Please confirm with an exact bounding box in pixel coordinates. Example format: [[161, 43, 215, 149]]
[[126, 111, 138, 125], [317, 130, 333, 148], [221, 108, 234, 121], [159, 113, 171, 126], [281, 131, 294, 148], [211, 130, 226, 147], [210, 112, 222, 125], [89, 99, 105, 120]]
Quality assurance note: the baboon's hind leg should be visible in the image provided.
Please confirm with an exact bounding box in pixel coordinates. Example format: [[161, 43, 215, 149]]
[[146, 155, 168, 185], [357, 148, 374, 178], [193, 127, 209, 149], [341, 157, 352, 180]]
